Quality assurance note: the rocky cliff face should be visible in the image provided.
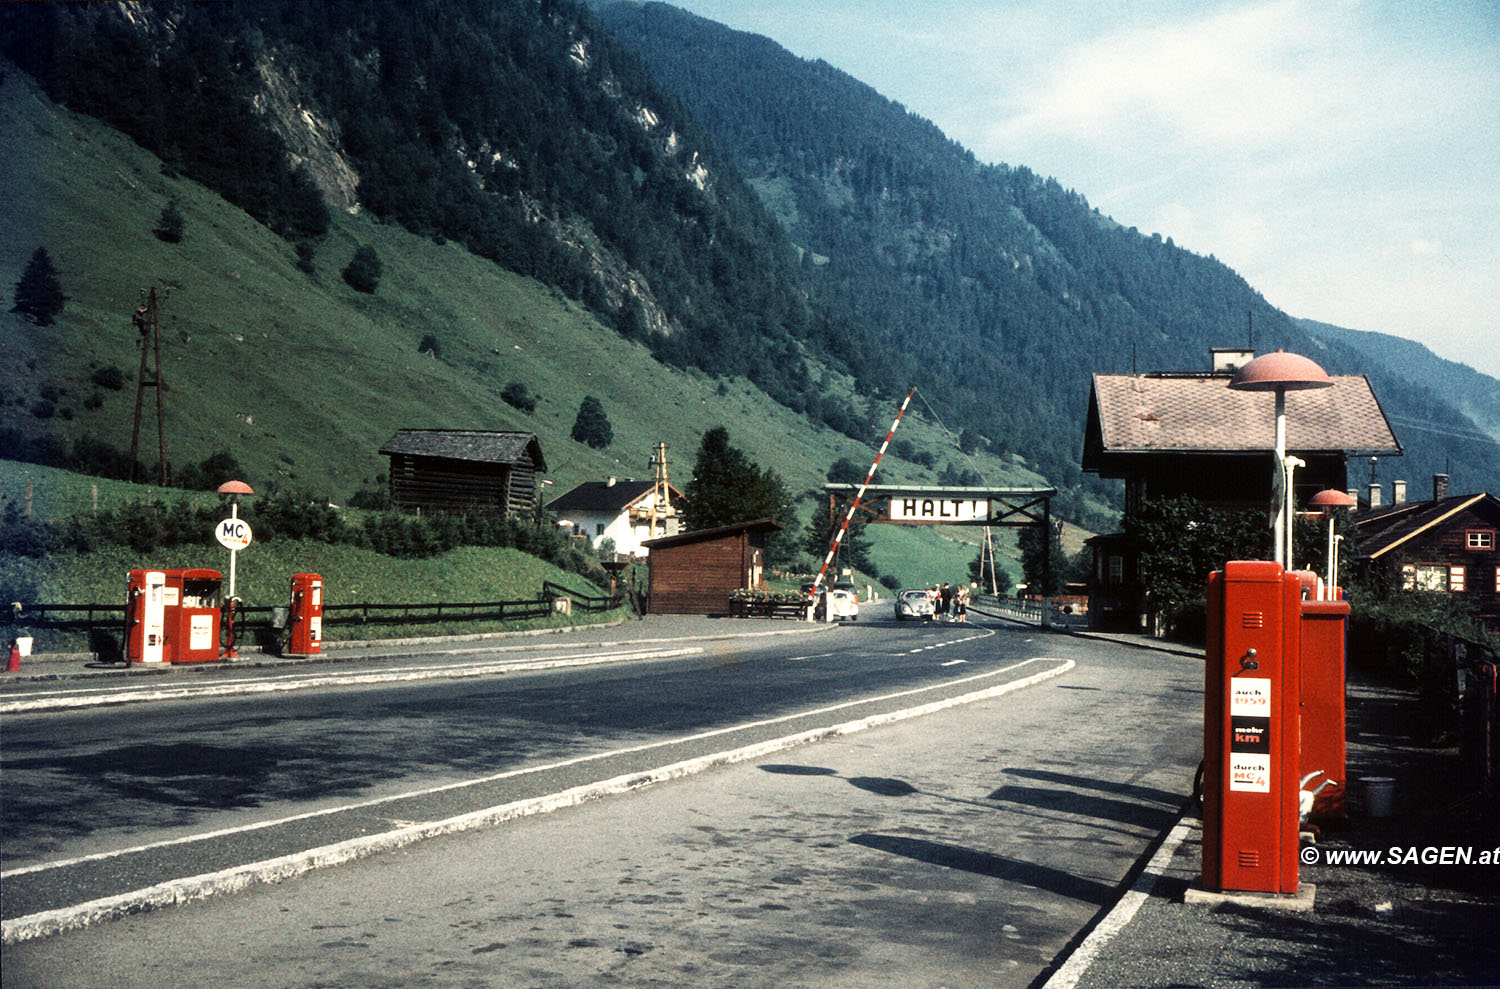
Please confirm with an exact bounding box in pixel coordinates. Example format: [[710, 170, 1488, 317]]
[[252, 55, 361, 214]]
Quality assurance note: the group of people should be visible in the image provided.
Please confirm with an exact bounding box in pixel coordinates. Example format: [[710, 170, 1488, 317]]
[[928, 581, 969, 622]]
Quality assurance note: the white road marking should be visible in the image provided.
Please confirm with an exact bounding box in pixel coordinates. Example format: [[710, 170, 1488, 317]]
[[1, 657, 1074, 944], [0, 647, 704, 713], [1041, 813, 1195, 989]]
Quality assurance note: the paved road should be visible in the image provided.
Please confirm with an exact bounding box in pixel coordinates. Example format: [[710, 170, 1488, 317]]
[[3, 618, 1203, 987]]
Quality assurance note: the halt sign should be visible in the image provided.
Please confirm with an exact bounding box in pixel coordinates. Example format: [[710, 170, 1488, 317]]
[[889, 497, 989, 523], [215, 517, 254, 550]]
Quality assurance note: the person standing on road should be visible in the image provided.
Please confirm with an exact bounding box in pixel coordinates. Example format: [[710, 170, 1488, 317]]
[[939, 582, 953, 622], [954, 583, 968, 623]]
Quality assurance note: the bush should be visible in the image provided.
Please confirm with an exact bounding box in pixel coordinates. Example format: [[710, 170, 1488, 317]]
[[501, 381, 538, 414], [417, 333, 442, 358], [90, 366, 126, 391], [342, 245, 382, 294]]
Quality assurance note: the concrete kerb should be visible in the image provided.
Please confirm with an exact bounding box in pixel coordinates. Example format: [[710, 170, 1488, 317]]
[[3, 617, 840, 683]]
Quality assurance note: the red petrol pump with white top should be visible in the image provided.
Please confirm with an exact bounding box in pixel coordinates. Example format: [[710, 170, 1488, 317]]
[[286, 573, 323, 657], [1202, 561, 1305, 894]]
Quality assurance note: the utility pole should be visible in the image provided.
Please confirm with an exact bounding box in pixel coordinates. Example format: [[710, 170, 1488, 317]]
[[648, 441, 673, 539], [129, 287, 170, 485]]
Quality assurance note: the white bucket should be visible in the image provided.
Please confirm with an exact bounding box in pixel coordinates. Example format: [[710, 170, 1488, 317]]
[[15, 636, 33, 657], [1359, 776, 1396, 818]]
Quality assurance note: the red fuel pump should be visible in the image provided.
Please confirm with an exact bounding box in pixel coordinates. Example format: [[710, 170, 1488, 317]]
[[286, 573, 323, 657], [1202, 561, 1304, 895], [1299, 595, 1351, 821]]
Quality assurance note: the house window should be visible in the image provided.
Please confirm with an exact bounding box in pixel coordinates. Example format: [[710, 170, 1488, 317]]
[[1401, 564, 1449, 592], [596, 523, 606, 536], [1108, 556, 1124, 585], [1495, 566, 1500, 593], [1450, 566, 1466, 592], [1467, 530, 1495, 550]]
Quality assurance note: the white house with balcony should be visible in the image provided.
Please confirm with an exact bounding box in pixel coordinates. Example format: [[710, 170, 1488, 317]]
[[545, 477, 684, 557]]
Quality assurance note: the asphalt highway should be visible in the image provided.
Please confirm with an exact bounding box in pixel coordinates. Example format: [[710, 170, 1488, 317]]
[[3, 615, 1204, 986]]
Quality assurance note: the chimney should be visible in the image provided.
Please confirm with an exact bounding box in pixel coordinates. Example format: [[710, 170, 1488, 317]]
[[1211, 348, 1256, 373], [1434, 473, 1449, 500], [1369, 482, 1382, 508], [1393, 480, 1406, 505], [1347, 488, 1359, 504]]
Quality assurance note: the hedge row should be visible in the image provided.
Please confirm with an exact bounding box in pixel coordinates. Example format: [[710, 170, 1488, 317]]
[[0, 491, 599, 579]]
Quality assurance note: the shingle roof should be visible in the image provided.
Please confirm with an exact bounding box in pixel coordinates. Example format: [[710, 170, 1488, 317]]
[[1354, 492, 1499, 559], [546, 480, 655, 514], [641, 517, 784, 549], [1087, 373, 1401, 457], [378, 430, 546, 470]]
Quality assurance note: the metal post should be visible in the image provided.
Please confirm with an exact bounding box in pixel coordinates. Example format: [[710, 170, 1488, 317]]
[[1272, 388, 1287, 566]]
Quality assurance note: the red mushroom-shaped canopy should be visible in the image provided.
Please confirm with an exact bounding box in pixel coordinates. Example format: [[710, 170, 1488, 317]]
[[1309, 488, 1358, 509], [216, 479, 254, 495], [1228, 349, 1333, 391]]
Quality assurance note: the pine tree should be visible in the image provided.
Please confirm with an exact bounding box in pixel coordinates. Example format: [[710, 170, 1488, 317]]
[[11, 247, 66, 326], [570, 395, 613, 449], [682, 426, 798, 564], [154, 200, 185, 243]]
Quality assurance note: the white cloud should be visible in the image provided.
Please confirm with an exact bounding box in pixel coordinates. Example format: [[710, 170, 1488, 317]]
[[1410, 239, 1443, 257]]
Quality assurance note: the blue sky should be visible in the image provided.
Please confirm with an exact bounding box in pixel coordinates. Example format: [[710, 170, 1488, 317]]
[[663, 0, 1500, 379]]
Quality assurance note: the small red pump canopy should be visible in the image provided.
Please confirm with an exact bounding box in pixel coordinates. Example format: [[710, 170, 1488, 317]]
[[1309, 488, 1358, 511], [217, 479, 254, 496], [1227, 349, 1333, 392]]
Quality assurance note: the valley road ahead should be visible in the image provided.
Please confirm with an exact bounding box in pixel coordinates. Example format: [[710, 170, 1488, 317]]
[[2, 616, 1203, 987]]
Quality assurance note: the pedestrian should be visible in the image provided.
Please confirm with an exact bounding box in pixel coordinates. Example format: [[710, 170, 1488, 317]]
[[928, 585, 940, 621], [940, 582, 953, 621]]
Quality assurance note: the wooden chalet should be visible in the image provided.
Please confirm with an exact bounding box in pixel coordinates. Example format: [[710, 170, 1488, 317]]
[[1080, 350, 1400, 631], [1354, 475, 1500, 630], [641, 518, 783, 615], [379, 429, 546, 516]]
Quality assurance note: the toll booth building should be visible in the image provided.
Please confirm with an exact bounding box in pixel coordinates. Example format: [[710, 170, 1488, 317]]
[[641, 518, 784, 615], [546, 477, 685, 557], [1080, 352, 1400, 632], [379, 430, 546, 516]]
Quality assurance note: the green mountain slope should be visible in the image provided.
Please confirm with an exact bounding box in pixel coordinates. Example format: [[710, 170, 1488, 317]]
[[0, 64, 1028, 588], [595, 1, 1500, 499]]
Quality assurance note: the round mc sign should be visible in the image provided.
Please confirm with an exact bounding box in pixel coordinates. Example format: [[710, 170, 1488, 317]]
[[215, 517, 254, 550]]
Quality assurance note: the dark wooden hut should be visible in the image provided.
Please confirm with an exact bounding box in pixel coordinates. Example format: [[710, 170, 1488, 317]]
[[379, 430, 546, 516], [641, 518, 783, 615]]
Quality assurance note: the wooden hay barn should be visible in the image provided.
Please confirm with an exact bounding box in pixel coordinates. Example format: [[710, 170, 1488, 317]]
[[642, 518, 783, 615], [379, 429, 546, 516]]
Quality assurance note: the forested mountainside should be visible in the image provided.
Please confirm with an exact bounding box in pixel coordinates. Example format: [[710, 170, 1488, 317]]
[[0, 0, 890, 436], [2, 0, 1494, 515], [595, 1, 1500, 499], [1299, 319, 1500, 452]]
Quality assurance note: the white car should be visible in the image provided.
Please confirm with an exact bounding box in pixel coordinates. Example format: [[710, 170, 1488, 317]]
[[826, 584, 860, 621], [895, 588, 935, 620]]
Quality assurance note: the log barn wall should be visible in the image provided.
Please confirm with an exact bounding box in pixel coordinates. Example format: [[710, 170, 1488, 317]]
[[379, 430, 545, 517]]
